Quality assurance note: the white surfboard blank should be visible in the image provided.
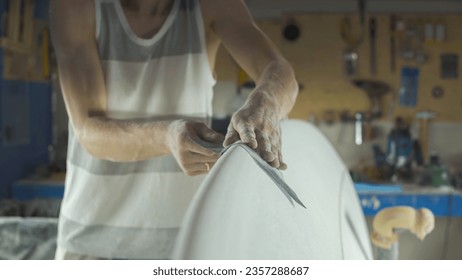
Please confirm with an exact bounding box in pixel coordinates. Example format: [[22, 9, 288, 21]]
[[172, 120, 373, 260]]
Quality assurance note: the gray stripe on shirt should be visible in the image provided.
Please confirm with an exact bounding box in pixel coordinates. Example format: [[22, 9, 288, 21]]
[[58, 216, 179, 259]]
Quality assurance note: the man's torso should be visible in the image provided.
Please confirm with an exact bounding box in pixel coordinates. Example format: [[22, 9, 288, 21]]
[[118, 0, 220, 76]]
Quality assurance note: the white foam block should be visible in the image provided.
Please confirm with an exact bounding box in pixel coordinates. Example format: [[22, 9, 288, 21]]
[[173, 120, 372, 259]]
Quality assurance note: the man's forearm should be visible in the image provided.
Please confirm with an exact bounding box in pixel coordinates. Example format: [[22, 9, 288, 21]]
[[77, 116, 173, 162], [248, 60, 298, 119]]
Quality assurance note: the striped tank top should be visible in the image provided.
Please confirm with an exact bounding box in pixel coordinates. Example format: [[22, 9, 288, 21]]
[[57, 0, 215, 259]]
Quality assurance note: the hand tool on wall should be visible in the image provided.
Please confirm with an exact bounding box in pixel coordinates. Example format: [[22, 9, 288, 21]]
[[369, 17, 377, 76], [389, 15, 397, 73], [400, 20, 417, 61], [435, 21, 446, 43], [440, 53, 458, 79], [358, 0, 366, 27], [372, 206, 435, 260], [343, 48, 359, 77], [355, 112, 363, 145], [7, 0, 21, 42], [340, 0, 366, 77], [354, 112, 373, 146], [399, 19, 428, 65], [424, 21, 434, 44], [416, 111, 436, 165], [352, 80, 389, 145], [21, 0, 35, 46], [1, 0, 34, 53], [41, 28, 51, 79], [341, 17, 362, 77], [1, 0, 37, 80]]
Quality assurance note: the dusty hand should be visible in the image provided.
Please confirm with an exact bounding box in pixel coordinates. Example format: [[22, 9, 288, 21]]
[[224, 93, 287, 170], [168, 120, 224, 176]]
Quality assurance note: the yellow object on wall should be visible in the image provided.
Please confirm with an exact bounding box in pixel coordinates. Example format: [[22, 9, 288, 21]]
[[215, 14, 462, 122], [1, 0, 50, 82]]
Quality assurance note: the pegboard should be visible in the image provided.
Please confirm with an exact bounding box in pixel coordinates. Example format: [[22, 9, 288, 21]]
[[215, 14, 462, 122]]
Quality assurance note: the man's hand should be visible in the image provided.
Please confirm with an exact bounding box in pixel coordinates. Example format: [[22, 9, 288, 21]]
[[224, 92, 287, 170], [168, 120, 224, 176]]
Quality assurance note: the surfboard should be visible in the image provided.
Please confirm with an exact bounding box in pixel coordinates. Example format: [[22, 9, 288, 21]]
[[172, 120, 372, 259]]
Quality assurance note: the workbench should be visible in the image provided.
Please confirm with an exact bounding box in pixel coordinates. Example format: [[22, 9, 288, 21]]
[[355, 182, 462, 259], [11, 179, 462, 217], [12, 179, 64, 201], [355, 182, 462, 217], [9, 178, 462, 259]]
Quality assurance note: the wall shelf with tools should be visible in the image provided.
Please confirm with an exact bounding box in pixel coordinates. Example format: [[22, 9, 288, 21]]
[[216, 0, 462, 125], [217, 13, 462, 123]]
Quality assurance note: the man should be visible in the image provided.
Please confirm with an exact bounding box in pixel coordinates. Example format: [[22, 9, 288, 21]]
[[50, 0, 298, 259]]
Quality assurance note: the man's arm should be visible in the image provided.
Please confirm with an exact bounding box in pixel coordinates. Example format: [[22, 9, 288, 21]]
[[50, 0, 222, 175], [202, 0, 298, 169]]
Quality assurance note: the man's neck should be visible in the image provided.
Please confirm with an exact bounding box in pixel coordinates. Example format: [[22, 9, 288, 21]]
[[120, 0, 174, 17]]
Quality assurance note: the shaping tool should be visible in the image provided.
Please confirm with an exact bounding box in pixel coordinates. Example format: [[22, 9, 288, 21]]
[[340, 0, 366, 77], [369, 17, 377, 76], [390, 15, 397, 73]]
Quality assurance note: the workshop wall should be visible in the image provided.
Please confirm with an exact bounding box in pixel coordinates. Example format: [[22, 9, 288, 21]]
[[0, 0, 52, 198], [215, 13, 462, 123], [0, 75, 52, 198]]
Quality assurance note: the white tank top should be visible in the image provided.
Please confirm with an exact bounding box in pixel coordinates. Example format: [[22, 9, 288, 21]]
[[58, 0, 215, 259]]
